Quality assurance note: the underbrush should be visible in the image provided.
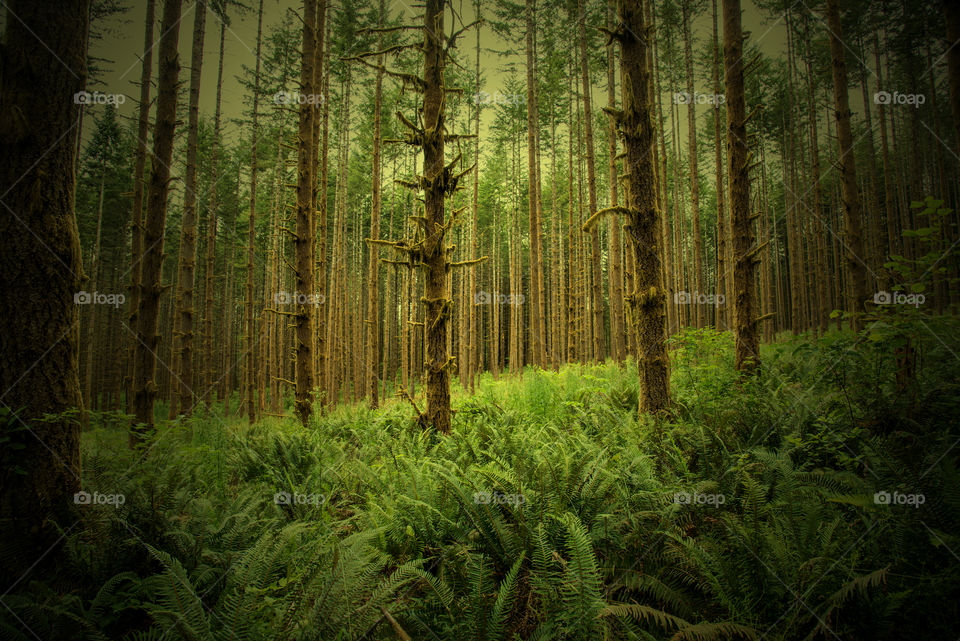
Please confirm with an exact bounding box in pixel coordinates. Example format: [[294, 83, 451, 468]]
[[2, 320, 959, 640]]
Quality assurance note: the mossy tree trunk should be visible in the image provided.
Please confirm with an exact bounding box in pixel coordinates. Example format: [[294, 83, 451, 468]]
[[607, 0, 671, 414], [723, 0, 760, 373], [0, 0, 89, 574]]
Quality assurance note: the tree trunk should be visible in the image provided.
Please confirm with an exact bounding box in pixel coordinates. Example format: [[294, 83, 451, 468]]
[[85, 170, 106, 420], [127, 0, 155, 414], [613, 0, 670, 414], [525, 0, 546, 368], [825, 0, 868, 329], [316, 3, 330, 405], [723, 0, 760, 373], [606, 0, 626, 361], [294, 0, 318, 424], [0, 0, 88, 572], [244, 0, 265, 423], [711, 0, 728, 329], [579, 0, 606, 362], [169, 0, 206, 418], [366, 0, 385, 407], [203, 23, 226, 406], [683, 2, 705, 328], [132, 0, 184, 441]]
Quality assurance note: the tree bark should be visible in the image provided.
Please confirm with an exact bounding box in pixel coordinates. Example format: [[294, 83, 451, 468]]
[[203, 23, 226, 405], [607, 0, 626, 361], [0, 0, 89, 573], [614, 0, 670, 414], [294, 0, 318, 424], [723, 0, 760, 372], [366, 0, 385, 407], [525, 0, 546, 368], [578, 0, 606, 362], [683, 1, 705, 328], [127, 0, 155, 414], [170, 0, 207, 418], [825, 0, 868, 329], [132, 0, 184, 440]]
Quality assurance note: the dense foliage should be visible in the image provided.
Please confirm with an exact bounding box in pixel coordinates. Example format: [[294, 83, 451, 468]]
[[2, 317, 958, 640]]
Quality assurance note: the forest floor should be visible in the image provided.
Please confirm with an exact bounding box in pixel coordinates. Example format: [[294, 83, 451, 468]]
[[4, 319, 960, 640]]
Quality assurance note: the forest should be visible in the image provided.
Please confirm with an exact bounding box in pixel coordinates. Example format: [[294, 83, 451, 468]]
[[0, 0, 959, 638]]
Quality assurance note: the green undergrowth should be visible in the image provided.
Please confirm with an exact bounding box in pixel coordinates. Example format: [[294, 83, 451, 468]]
[[2, 320, 959, 640]]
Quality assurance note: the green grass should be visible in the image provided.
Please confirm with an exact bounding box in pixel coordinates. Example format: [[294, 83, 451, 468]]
[[3, 321, 959, 640]]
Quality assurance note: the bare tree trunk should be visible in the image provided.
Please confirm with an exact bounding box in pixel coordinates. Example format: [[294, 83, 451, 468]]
[[470, 0, 482, 388], [578, 0, 606, 362], [132, 0, 183, 440], [203, 23, 226, 406], [611, 0, 670, 413], [804, 55, 829, 334], [420, 0, 458, 432], [683, 2, 705, 328], [127, 0, 155, 414], [244, 0, 265, 423], [723, 0, 760, 373], [606, 0, 626, 361], [294, 0, 318, 424], [366, 0, 385, 407], [525, 0, 546, 367], [316, 3, 330, 405], [711, 0, 728, 329], [169, 0, 206, 418], [85, 170, 105, 420], [825, 0, 868, 330], [0, 0, 88, 572]]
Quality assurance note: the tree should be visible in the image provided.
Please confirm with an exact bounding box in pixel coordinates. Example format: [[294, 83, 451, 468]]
[[598, 0, 671, 414], [363, 0, 482, 433], [203, 22, 227, 405], [723, 0, 760, 373], [682, 0, 705, 328], [127, 0, 155, 414], [366, 0, 386, 408], [578, 0, 606, 362], [294, 0, 318, 425], [132, 0, 184, 441], [825, 0, 868, 330], [246, 0, 265, 423], [170, 0, 208, 418], [0, 0, 89, 572], [525, 0, 546, 368]]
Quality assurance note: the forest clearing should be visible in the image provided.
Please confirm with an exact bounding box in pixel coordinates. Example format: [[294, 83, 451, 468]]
[[0, 0, 958, 638]]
